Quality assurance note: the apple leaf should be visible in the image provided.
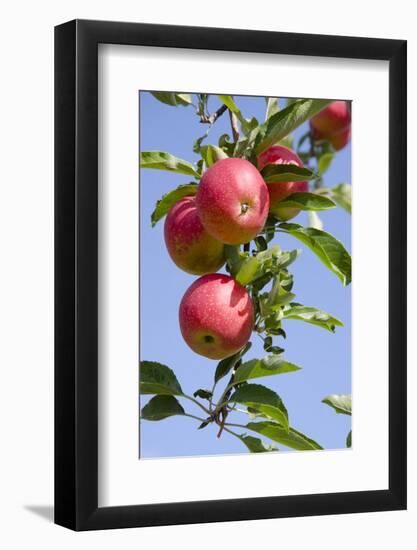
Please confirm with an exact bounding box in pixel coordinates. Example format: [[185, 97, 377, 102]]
[[318, 152, 335, 174], [200, 144, 228, 167], [235, 256, 260, 286], [346, 430, 352, 448], [193, 388, 213, 400], [230, 384, 289, 431], [214, 342, 251, 384], [282, 305, 343, 333], [140, 361, 183, 395], [217, 94, 240, 114], [255, 99, 332, 154], [308, 211, 324, 230], [232, 355, 301, 385], [193, 129, 210, 153], [278, 223, 351, 286], [140, 151, 200, 178], [246, 421, 323, 450], [151, 183, 198, 227], [260, 164, 316, 183], [239, 434, 277, 453], [322, 394, 352, 415], [331, 183, 352, 213], [141, 395, 185, 421], [265, 97, 279, 120], [150, 91, 193, 107], [217, 95, 258, 137], [277, 192, 336, 211]]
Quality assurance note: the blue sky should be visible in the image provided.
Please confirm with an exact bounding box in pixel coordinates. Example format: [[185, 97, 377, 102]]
[[139, 92, 351, 458]]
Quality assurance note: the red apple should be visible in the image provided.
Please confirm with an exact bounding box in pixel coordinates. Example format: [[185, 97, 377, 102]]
[[310, 100, 351, 151], [196, 158, 269, 245], [179, 273, 254, 360], [164, 196, 225, 275], [257, 145, 308, 221], [328, 125, 351, 151]]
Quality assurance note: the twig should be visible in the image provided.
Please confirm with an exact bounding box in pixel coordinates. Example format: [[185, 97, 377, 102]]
[[182, 394, 211, 415], [184, 413, 208, 423], [229, 109, 240, 141], [199, 104, 228, 124]]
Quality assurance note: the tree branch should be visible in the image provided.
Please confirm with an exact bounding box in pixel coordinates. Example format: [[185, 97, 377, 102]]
[[229, 109, 240, 141], [199, 103, 227, 124]]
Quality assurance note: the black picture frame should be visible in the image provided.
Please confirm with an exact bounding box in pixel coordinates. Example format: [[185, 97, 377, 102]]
[[55, 19, 407, 531]]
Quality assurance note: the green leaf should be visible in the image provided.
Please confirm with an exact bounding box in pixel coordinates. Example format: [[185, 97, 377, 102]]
[[240, 434, 277, 453], [224, 245, 244, 277], [151, 183, 198, 227], [193, 129, 210, 153], [193, 388, 213, 400], [217, 94, 240, 113], [218, 133, 235, 156], [261, 164, 316, 183], [265, 97, 279, 120], [247, 421, 323, 450], [217, 95, 258, 136], [282, 305, 343, 333], [233, 355, 301, 385], [322, 394, 352, 415], [235, 256, 260, 286], [140, 151, 200, 178], [255, 236, 268, 252], [255, 99, 332, 154], [200, 144, 228, 167], [230, 384, 289, 430], [308, 211, 324, 230], [317, 152, 334, 174], [346, 430, 352, 448], [140, 361, 183, 395], [331, 183, 352, 214], [279, 223, 351, 285], [141, 395, 185, 421], [150, 91, 192, 107], [277, 192, 336, 211], [214, 342, 251, 384]]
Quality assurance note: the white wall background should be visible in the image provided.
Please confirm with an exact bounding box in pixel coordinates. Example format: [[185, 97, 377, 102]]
[[0, 1, 414, 548]]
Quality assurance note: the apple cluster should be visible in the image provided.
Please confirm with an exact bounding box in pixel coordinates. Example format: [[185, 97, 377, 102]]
[[163, 101, 351, 362], [165, 146, 309, 360]]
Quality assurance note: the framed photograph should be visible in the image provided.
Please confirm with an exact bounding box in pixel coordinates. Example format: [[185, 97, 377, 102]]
[[55, 19, 407, 530]]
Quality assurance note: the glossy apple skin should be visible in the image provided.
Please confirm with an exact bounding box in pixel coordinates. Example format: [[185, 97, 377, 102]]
[[179, 273, 254, 360], [164, 196, 225, 275], [310, 101, 351, 151], [196, 158, 269, 245], [257, 145, 308, 221]]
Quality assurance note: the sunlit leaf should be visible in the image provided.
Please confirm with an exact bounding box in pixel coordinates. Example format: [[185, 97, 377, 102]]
[[332, 183, 352, 213], [230, 384, 289, 430], [151, 183, 198, 227], [140, 151, 200, 178], [240, 434, 277, 453], [282, 305, 343, 332], [277, 192, 336, 211], [150, 91, 192, 107], [255, 99, 332, 154], [279, 223, 351, 285], [261, 164, 316, 183], [247, 421, 323, 450], [322, 394, 352, 415], [232, 356, 301, 385]]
